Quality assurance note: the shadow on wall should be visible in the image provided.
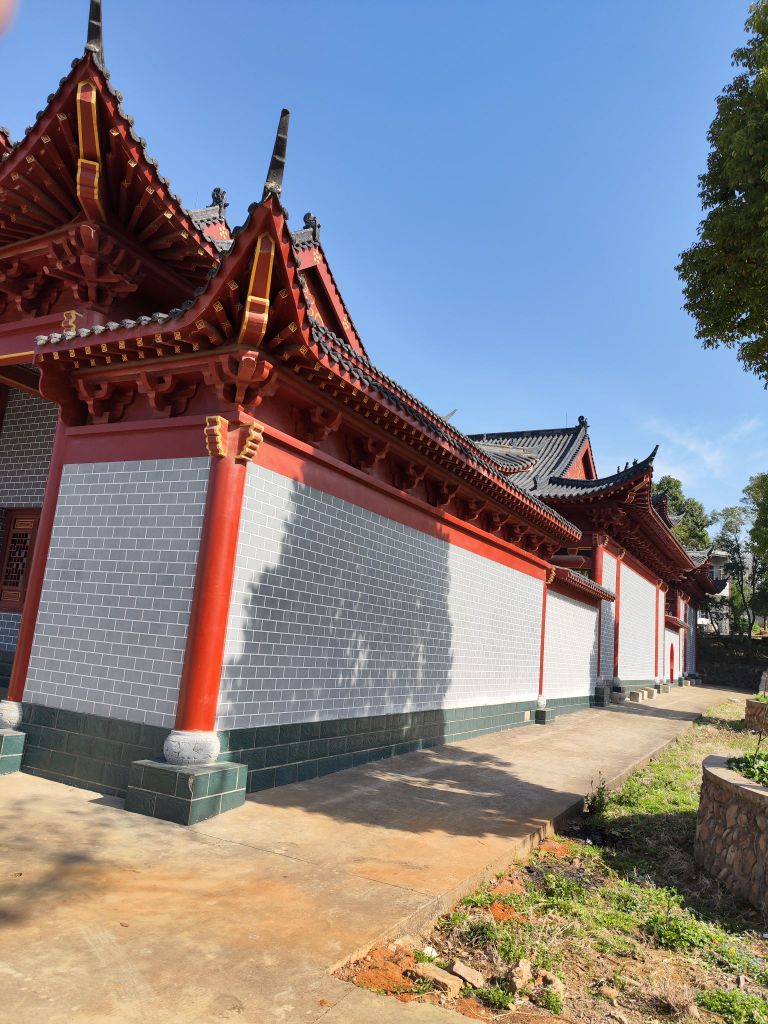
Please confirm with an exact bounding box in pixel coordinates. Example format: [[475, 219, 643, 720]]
[[217, 474, 459, 768]]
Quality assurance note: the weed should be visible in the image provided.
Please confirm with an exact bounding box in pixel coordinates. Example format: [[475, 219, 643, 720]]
[[461, 890, 494, 909], [751, 692, 768, 704], [438, 909, 468, 931], [463, 918, 497, 948], [696, 988, 768, 1024], [411, 978, 436, 995], [644, 910, 715, 951], [534, 987, 564, 1014], [413, 949, 436, 963], [496, 929, 527, 964], [584, 773, 609, 816], [475, 984, 514, 1010], [729, 751, 768, 786]]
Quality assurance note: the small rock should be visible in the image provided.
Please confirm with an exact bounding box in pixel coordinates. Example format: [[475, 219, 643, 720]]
[[119, 922, 129, 928], [738, 974, 749, 989], [607, 1012, 629, 1024], [599, 985, 620, 1000], [540, 970, 566, 996], [686, 1004, 701, 1020], [508, 958, 533, 992], [422, 945, 439, 959], [411, 963, 463, 999], [448, 959, 486, 989], [394, 935, 417, 950]]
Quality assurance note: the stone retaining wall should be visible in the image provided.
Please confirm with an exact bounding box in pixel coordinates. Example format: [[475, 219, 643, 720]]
[[745, 699, 768, 732], [694, 755, 768, 917], [699, 662, 766, 690]]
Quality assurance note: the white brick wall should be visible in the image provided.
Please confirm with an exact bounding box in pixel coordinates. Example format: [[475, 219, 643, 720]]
[[24, 458, 210, 726], [687, 604, 697, 672], [664, 627, 681, 680], [600, 553, 617, 678], [0, 389, 58, 652], [543, 590, 598, 699], [618, 563, 656, 680], [216, 463, 544, 730], [657, 590, 665, 680]]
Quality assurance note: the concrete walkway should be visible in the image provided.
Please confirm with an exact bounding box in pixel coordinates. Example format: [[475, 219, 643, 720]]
[[0, 684, 744, 1024]]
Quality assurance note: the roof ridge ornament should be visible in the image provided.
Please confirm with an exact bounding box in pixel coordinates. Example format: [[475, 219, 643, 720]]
[[85, 0, 105, 70], [262, 108, 290, 202]]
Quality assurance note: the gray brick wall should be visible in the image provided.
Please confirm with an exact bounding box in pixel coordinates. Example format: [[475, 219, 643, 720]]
[[0, 388, 57, 507], [24, 458, 210, 727], [0, 390, 57, 653], [216, 463, 544, 731], [543, 590, 598, 699]]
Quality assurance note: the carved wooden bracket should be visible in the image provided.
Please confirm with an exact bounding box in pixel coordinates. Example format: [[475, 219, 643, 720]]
[[137, 371, 198, 417], [426, 479, 458, 509], [204, 351, 277, 408], [349, 436, 389, 471], [75, 377, 136, 424], [394, 460, 427, 493], [204, 415, 228, 457], [0, 259, 60, 316], [237, 421, 266, 462], [461, 498, 487, 523], [506, 522, 528, 546], [546, 568, 557, 585], [299, 406, 342, 444], [541, 542, 559, 561], [44, 224, 144, 307], [484, 510, 510, 535]]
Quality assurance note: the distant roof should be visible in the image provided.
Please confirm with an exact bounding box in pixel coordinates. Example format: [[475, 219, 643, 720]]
[[469, 420, 588, 492]]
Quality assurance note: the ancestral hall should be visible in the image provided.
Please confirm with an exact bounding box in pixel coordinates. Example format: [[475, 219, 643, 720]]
[[0, 3, 723, 823]]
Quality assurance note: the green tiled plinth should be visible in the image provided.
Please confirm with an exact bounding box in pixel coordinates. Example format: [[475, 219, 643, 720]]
[[534, 707, 556, 725], [125, 759, 247, 825], [0, 729, 25, 775]]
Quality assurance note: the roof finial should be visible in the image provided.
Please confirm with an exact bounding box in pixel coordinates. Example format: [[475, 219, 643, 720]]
[[262, 109, 290, 202], [85, 0, 105, 69]]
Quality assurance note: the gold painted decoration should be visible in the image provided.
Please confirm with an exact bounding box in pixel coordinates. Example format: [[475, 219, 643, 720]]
[[204, 415, 228, 458], [237, 232, 276, 347], [237, 421, 266, 463]]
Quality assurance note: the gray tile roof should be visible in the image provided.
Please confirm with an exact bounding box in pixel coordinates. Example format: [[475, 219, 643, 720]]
[[469, 421, 588, 493], [543, 448, 658, 499]]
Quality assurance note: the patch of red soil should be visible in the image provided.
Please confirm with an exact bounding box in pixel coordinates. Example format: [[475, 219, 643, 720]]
[[455, 996, 493, 1020], [489, 902, 528, 924], [538, 839, 570, 859], [351, 944, 418, 997], [490, 877, 526, 898]]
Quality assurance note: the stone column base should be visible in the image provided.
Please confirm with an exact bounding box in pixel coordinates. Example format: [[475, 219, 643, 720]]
[[0, 729, 25, 775], [125, 759, 247, 825], [534, 707, 556, 725]]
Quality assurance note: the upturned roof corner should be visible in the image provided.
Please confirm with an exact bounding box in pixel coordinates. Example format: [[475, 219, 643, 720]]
[[262, 109, 290, 202], [85, 0, 105, 71]]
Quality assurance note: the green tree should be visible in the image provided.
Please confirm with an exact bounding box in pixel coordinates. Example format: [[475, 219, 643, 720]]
[[712, 476, 768, 644], [676, 2, 768, 384], [653, 475, 712, 549]]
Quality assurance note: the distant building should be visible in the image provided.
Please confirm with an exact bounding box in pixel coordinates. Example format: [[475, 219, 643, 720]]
[[689, 550, 731, 634]]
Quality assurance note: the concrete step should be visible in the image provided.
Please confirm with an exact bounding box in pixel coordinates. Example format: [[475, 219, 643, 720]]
[[628, 690, 645, 703], [610, 691, 627, 705]]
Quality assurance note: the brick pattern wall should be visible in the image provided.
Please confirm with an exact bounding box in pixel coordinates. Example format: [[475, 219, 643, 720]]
[[0, 390, 58, 653], [0, 389, 57, 507], [657, 589, 665, 680], [664, 627, 681, 680], [24, 458, 210, 727], [216, 463, 544, 731], [688, 604, 697, 672], [618, 563, 656, 679], [599, 553, 616, 679], [543, 590, 598, 699]]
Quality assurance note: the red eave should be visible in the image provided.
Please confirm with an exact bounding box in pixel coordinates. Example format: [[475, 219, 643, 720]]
[[665, 614, 687, 630]]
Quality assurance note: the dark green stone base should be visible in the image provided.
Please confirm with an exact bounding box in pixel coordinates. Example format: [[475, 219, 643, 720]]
[[125, 759, 246, 825], [535, 707, 556, 725], [0, 729, 24, 775], [19, 704, 165, 795], [613, 680, 659, 694], [221, 700, 541, 794]]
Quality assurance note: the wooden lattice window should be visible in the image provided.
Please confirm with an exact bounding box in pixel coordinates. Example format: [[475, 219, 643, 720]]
[[0, 510, 41, 613]]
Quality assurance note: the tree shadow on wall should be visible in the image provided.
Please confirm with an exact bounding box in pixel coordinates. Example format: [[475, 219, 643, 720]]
[[218, 474, 456, 747]]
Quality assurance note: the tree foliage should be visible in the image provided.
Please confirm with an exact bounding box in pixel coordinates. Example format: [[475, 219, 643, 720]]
[[712, 473, 768, 640], [652, 474, 712, 549], [676, 1, 768, 384]]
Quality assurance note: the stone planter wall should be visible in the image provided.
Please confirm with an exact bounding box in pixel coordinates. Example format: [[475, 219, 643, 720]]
[[746, 699, 768, 732], [694, 755, 768, 918]]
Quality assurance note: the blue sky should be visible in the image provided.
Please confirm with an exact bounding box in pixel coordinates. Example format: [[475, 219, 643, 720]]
[[0, 1, 763, 513]]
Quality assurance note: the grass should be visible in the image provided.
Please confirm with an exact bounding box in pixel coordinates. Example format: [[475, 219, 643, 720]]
[[344, 698, 768, 1021], [427, 698, 768, 1020]]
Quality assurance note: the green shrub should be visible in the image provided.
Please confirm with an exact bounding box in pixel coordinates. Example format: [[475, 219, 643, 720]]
[[696, 988, 768, 1024], [584, 774, 609, 816], [534, 988, 564, 1015], [475, 984, 514, 1010], [729, 752, 768, 786], [751, 693, 768, 703], [461, 890, 494, 909], [496, 929, 527, 964], [541, 872, 587, 910], [463, 918, 497, 947], [644, 911, 714, 951]]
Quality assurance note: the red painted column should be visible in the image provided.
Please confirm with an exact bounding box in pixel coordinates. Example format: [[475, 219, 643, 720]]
[[8, 419, 66, 703], [538, 579, 549, 698], [173, 450, 248, 733], [654, 583, 660, 679], [613, 554, 623, 679]]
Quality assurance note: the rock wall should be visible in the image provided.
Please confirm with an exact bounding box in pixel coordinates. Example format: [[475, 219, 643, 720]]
[[694, 755, 768, 917], [699, 662, 767, 690], [745, 699, 768, 732]]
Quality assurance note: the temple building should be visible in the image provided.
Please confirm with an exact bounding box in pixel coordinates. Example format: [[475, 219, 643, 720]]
[[0, 3, 723, 824]]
